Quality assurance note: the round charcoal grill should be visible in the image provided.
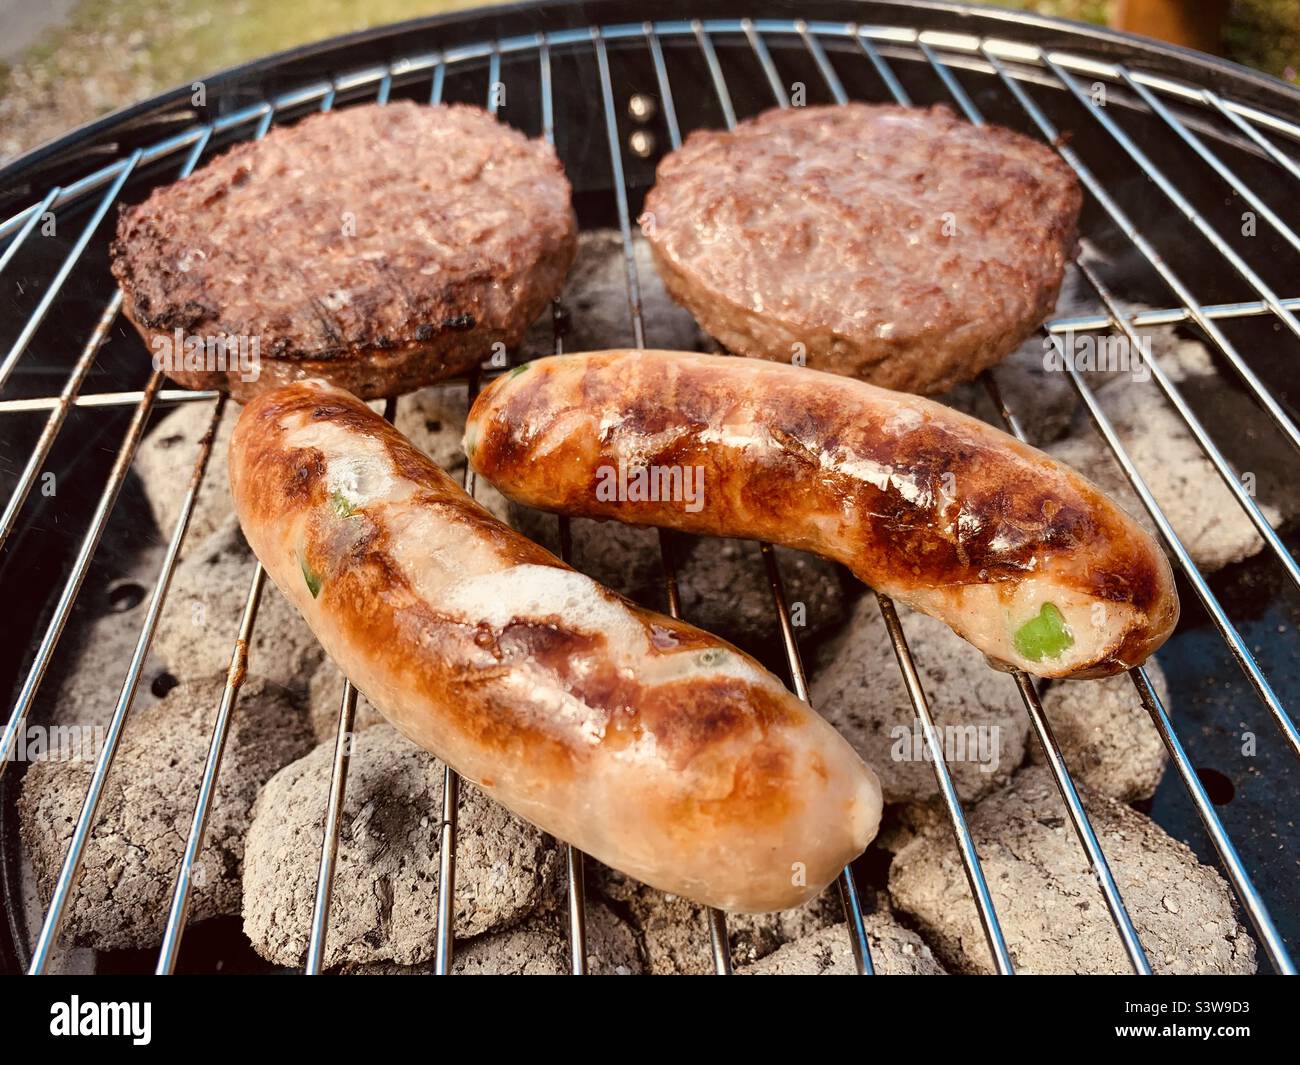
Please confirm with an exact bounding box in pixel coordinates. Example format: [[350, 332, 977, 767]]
[[0, 0, 1298, 976]]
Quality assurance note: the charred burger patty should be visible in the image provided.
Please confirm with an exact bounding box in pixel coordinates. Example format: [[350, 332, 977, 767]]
[[641, 103, 1082, 395], [111, 101, 577, 400]]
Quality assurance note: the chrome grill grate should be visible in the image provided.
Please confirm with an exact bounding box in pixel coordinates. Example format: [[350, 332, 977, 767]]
[[0, 10, 1297, 976]]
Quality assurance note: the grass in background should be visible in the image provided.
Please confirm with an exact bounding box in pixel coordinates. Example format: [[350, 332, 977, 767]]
[[0, 0, 1296, 162]]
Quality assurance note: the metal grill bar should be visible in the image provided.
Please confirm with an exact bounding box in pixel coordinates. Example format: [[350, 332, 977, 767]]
[[1055, 344, 1297, 971], [758, 544, 874, 975], [1042, 56, 1300, 455], [0, 295, 121, 550], [1060, 61, 1300, 328], [305, 678, 358, 974], [798, 20, 849, 106], [595, 30, 647, 353], [487, 47, 501, 114], [20, 109, 273, 971], [157, 561, 266, 973], [284, 89, 412, 977], [743, 19, 789, 108], [594, 25, 736, 975], [874, 45, 1139, 971], [903, 41, 1298, 969], [153, 109, 287, 977], [1130, 667, 1296, 973], [0, 186, 59, 276], [644, 23, 682, 150], [431, 56, 447, 105], [539, 35, 556, 146], [693, 21, 737, 130], [654, 20, 889, 974], [8, 18, 1300, 245], [1046, 297, 1300, 333], [900, 44, 1298, 970], [875, 596, 1015, 972], [0, 311, 163, 773], [1, 15, 1295, 978], [1012, 659, 1152, 969], [535, 35, 590, 975], [0, 389, 220, 413], [1119, 69, 1300, 257], [1073, 258, 1300, 594], [737, 21, 1013, 973], [997, 346, 1281, 949], [421, 58, 535, 975], [5, 285, 1300, 418], [853, 25, 911, 104], [1204, 90, 1300, 181], [965, 49, 1300, 760], [554, 517, 591, 975], [289, 81, 374, 977], [26, 380, 223, 971], [767, 19, 1298, 973], [435, 379, 473, 973], [908, 41, 1295, 969], [0, 163, 138, 393]]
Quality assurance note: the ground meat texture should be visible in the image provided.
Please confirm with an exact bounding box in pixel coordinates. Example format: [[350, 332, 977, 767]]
[[642, 103, 1081, 395], [111, 101, 577, 401]]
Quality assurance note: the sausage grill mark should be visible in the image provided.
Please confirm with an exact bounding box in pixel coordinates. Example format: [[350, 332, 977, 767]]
[[466, 351, 1178, 679], [232, 379, 885, 910]]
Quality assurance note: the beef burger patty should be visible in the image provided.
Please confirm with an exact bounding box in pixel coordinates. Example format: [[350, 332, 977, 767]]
[[641, 103, 1081, 394], [111, 101, 577, 400]]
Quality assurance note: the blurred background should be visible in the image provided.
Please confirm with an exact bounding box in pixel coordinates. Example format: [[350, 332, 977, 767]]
[[0, 0, 1296, 164]]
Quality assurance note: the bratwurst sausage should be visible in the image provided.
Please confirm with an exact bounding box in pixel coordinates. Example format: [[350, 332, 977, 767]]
[[464, 350, 1179, 679], [229, 379, 882, 912]]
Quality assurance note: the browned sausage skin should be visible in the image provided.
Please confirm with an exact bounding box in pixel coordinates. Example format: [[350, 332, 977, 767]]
[[465, 350, 1179, 679], [229, 379, 881, 913]]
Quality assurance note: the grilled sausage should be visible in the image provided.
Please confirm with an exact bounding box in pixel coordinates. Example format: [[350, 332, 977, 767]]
[[229, 379, 882, 913], [464, 350, 1179, 679]]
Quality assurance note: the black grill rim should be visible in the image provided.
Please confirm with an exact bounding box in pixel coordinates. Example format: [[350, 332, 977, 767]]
[[2, 0, 1299, 211]]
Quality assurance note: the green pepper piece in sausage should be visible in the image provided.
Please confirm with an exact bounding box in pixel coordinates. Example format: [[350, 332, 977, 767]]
[[1013, 602, 1074, 662]]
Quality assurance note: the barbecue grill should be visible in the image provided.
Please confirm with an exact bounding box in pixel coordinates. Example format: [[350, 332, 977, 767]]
[[1, 0, 1298, 976]]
